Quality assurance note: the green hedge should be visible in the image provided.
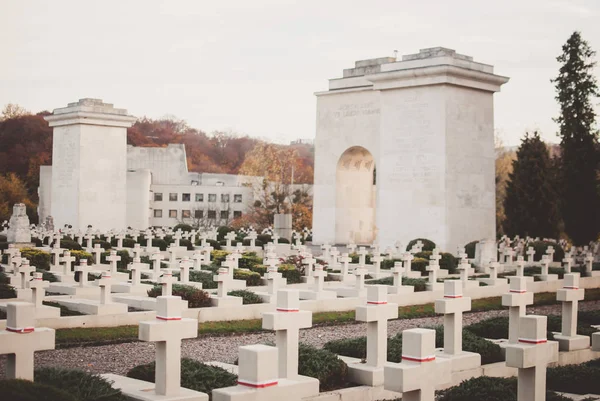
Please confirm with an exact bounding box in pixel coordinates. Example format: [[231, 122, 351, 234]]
[[189, 271, 218, 289], [437, 376, 571, 401], [147, 284, 211, 308], [349, 253, 371, 265], [35, 367, 127, 401], [233, 269, 262, 286], [60, 239, 82, 251], [465, 241, 478, 258], [100, 250, 131, 270], [91, 240, 111, 250], [411, 257, 429, 275], [228, 290, 263, 304], [414, 251, 458, 274], [365, 276, 427, 292], [0, 379, 77, 401], [20, 248, 51, 270], [406, 238, 436, 252], [173, 224, 193, 232], [530, 241, 565, 262], [298, 343, 348, 392], [278, 264, 303, 284], [547, 359, 600, 395], [127, 358, 237, 399]]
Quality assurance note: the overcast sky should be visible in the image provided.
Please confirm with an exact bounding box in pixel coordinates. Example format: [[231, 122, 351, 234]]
[[2, 0, 599, 146]]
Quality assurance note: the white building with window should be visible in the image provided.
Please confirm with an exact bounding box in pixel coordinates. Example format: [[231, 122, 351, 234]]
[[37, 99, 263, 230]]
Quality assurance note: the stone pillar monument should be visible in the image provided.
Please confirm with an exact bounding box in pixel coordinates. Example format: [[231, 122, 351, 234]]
[[44, 99, 136, 231], [7, 204, 32, 245], [274, 214, 293, 241], [312, 47, 509, 250]]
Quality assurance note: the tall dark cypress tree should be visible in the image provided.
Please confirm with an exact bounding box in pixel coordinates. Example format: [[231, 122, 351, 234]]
[[503, 132, 560, 238], [552, 31, 600, 245]]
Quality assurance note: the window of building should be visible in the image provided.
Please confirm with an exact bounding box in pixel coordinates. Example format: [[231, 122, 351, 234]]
[[195, 193, 204, 202], [169, 193, 178, 201], [194, 210, 203, 219], [221, 194, 230, 203], [154, 209, 163, 218], [208, 210, 216, 219], [233, 211, 242, 218], [182, 210, 191, 218], [220, 210, 229, 219], [182, 193, 191, 202], [169, 210, 177, 218], [208, 194, 217, 202], [154, 193, 163, 202], [233, 194, 242, 203]]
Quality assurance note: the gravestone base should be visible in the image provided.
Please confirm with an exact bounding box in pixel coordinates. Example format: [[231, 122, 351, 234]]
[[347, 363, 385, 387], [210, 296, 243, 308], [592, 333, 600, 351], [387, 285, 415, 295], [112, 283, 154, 295], [298, 289, 337, 300], [112, 295, 188, 311], [51, 272, 75, 283], [0, 303, 60, 319], [461, 280, 481, 289], [13, 288, 32, 299], [426, 282, 444, 292], [48, 283, 101, 296], [301, 276, 315, 286], [436, 350, 481, 372], [89, 270, 129, 282], [404, 271, 423, 279], [536, 274, 559, 282], [55, 299, 128, 315], [477, 278, 508, 287], [103, 373, 208, 401], [589, 271, 600, 278], [549, 262, 562, 268], [437, 269, 450, 279], [213, 375, 319, 401], [554, 334, 590, 352]]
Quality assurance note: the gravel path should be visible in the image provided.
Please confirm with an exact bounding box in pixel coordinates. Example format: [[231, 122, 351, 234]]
[[2, 300, 599, 378]]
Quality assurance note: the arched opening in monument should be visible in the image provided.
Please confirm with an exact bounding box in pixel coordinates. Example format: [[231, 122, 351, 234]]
[[335, 146, 376, 244]]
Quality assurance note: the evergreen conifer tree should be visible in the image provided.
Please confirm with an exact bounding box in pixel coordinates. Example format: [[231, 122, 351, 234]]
[[552, 31, 600, 244], [503, 132, 560, 238]]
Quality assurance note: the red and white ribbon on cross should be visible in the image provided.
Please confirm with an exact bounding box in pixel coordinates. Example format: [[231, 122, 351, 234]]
[[509, 289, 527, 294], [367, 301, 388, 305], [6, 326, 35, 334], [401, 354, 436, 362], [237, 379, 278, 388], [518, 337, 547, 344], [156, 316, 182, 321], [276, 308, 299, 312], [444, 294, 463, 299]]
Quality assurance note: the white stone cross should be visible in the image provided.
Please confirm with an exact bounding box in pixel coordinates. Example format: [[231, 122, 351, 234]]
[[340, 253, 351, 277], [18, 260, 34, 289], [371, 254, 383, 276], [506, 315, 558, 401], [526, 247, 536, 264], [272, 233, 280, 244], [116, 233, 125, 248], [562, 255, 574, 274], [225, 231, 236, 247], [546, 246, 555, 262], [489, 261, 500, 281], [354, 268, 367, 291], [173, 230, 182, 247], [179, 258, 193, 284], [27, 272, 49, 308], [585, 252, 594, 275], [106, 250, 121, 276], [540, 255, 550, 276], [265, 264, 283, 296], [247, 231, 258, 247], [434, 281, 471, 355], [92, 243, 103, 265], [192, 251, 204, 271], [139, 296, 197, 397], [402, 253, 414, 276], [75, 260, 91, 288], [357, 286, 398, 369], [392, 262, 404, 289], [555, 273, 589, 351], [50, 245, 63, 271], [97, 271, 113, 305], [302, 256, 316, 279], [151, 252, 164, 278], [60, 251, 75, 276], [357, 247, 368, 266], [262, 289, 312, 379], [128, 257, 146, 286], [313, 265, 327, 293], [384, 328, 451, 400], [203, 245, 214, 263], [214, 268, 230, 297], [347, 242, 357, 255], [158, 271, 177, 296], [456, 259, 471, 288], [84, 232, 94, 250], [426, 260, 439, 286], [515, 255, 526, 276], [0, 302, 55, 380], [132, 243, 143, 259], [502, 277, 533, 344]]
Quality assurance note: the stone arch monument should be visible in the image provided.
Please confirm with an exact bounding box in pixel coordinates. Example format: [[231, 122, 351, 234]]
[[312, 47, 509, 251]]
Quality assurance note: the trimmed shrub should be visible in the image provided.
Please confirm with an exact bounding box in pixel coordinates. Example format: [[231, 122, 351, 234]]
[[204, 239, 221, 250], [128, 358, 237, 399], [233, 269, 262, 286], [0, 379, 77, 401], [242, 238, 264, 248], [278, 264, 303, 284], [0, 283, 17, 299], [239, 253, 263, 270], [298, 343, 348, 391], [249, 264, 268, 275], [465, 241, 478, 258], [211, 250, 230, 265], [323, 337, 367, 359], [406, 238, 436, 252], [0, 242, 8, 251], [189, 271, 218, 289], [91, 239, 111, 250], [434, 326, 504, 364], [42, 301, 84, 317], [466, 317, 508, 339], [180, 239, 194, 251], [365, 276, 427, 292], [60, 239, 82, 251], [35, 367, 127, 401], [32, 237, 44, 247], [40, 270, 57, 282], [148, 284, 211, 308], [411, 257, 429, 275], [277, 237, 291, 244], [257, 234, 272, 244], [349, 253, 371, 265], [414, 251, 457, 273], [69, 250, 94, 265], [530, 240, 565, 262], [228, 290, 264, 304], [151, 238, 168, 251], [217, 226, 233, 241], [20, 248, 51, 270], [173, 224, 193, 232], [437, 376, 571, 401]]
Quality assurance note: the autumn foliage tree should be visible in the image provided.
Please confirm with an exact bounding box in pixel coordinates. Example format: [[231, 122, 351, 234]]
[[0, 173, 37, 223]]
